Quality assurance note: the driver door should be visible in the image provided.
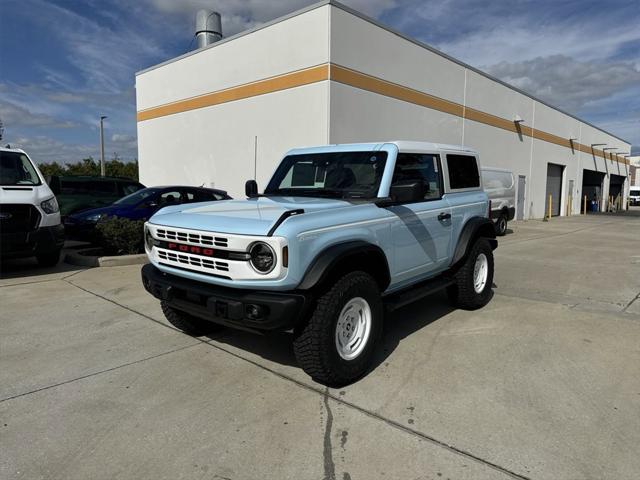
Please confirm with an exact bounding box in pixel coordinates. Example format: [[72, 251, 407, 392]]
[[387, 153, 452, 286]]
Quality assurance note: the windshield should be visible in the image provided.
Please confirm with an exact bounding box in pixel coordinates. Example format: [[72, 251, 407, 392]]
[[114, 187, 161, 205], [265, 151, 388, 199], [0, 151, 41, 186], [631, 188, 640, 196]]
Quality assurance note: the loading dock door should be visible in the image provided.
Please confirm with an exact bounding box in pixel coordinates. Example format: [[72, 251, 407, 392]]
[[609, 174, 626, 204], [582, 169, 605, 213], [545, 163, 563, 216]]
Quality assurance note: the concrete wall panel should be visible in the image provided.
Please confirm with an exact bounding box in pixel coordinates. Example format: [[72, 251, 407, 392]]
[[330, 7, 465, 105], [138, 82, 329, 198], [329, 82, 462, 146]]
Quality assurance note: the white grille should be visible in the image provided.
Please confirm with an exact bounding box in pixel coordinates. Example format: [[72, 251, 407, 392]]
[[158, 250, 230, 273], [156, 228, 228, 248]]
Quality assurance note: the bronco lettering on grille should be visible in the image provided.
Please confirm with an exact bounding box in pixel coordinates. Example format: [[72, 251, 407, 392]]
[[167, 242, 215, 257]]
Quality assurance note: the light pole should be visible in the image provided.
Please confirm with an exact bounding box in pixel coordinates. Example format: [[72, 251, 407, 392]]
[[99, 115, 107, 177]]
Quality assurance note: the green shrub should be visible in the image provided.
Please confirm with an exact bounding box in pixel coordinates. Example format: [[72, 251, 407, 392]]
[[95, 217, 145, 255]]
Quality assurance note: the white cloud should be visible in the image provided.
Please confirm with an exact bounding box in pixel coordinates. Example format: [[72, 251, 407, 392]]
[[0, 99, 78, 129], [9, 135, 97, 164], [486, 55, 640, 113]]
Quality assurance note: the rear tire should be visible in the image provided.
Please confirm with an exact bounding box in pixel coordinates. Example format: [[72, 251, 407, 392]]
[[293, 271, 383, 387], [161, 301, 224, 336], [495, 215, 507, 236], [447, 238, 494, 310], [36, 249, 61, 267]]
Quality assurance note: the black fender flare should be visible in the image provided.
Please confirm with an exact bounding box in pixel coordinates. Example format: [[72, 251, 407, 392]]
[[297, 241, 390, 291], [450, 217, 497, 267]]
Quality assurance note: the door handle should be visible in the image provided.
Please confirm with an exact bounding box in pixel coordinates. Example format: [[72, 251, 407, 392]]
[[438, 212, 451, 221]]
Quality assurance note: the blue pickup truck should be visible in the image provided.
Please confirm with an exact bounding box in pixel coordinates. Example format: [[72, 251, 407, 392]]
[[141, 142, 497, 385]]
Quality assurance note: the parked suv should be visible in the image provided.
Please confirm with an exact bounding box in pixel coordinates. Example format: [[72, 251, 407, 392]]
[[481, 167, 515, 236], [0, 147, 64, 266], [48, 175, 145, 216], [141, 142, 497, 385]]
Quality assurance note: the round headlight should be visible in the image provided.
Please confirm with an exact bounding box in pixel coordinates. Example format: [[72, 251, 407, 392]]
[[145, 227, 154, 252], [249, 242, 276, 274]]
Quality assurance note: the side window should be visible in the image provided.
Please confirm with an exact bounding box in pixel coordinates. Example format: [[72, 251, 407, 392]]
[[121, 182, 142, 196], [391, 153, 441, 200], [158, 190, 182, 205], [446, 155, 480, 190], [92, 181, 118, 194], [182, 189, 197, 202]]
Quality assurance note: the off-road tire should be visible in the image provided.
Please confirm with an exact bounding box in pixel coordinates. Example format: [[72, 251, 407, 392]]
[[293, 271, 383, 387], [161, 301, 223, 336], [447, 238, 494, 310], [495, 215, 507, 236], [36, 249, 61, 267]]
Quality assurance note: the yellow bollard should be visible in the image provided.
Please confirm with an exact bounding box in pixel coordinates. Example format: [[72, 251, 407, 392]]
[[546, 193, 553, 220], [583, 195, 587, 214]]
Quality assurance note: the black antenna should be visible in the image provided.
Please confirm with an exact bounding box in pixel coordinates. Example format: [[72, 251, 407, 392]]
[[254, 135, 258, 180]]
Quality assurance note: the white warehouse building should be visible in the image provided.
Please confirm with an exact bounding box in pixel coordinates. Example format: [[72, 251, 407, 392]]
[[136, 0, 632, 219]]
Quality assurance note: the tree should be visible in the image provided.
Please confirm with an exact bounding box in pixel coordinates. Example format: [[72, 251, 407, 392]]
[[37, 154, 139, 180]]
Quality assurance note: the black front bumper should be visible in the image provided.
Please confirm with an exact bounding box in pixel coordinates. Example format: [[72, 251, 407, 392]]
[[0, 224, 65, 259], [141, 264, 309, 333]]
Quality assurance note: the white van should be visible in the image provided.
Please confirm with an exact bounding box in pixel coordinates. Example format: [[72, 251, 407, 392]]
[[481, 167, 516, 236], [630, 186, 640, 206], [0, 147, 64, 266]]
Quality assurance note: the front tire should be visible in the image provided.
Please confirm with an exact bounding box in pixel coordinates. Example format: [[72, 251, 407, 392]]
[[447, 238, 494, 310], [161, 301, 224, 336], [293, 271, 383, 387]]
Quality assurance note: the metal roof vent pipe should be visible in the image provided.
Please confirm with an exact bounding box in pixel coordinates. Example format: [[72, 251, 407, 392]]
[[195, 10, 222, 49]]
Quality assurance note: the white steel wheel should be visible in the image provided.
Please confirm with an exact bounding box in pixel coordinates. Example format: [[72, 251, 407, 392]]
[[335, 297, 372, 361], [473, 253, 489, 293]]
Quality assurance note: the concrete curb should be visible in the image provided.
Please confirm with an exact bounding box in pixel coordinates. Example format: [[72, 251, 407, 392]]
[[65, 249, 148, 268]]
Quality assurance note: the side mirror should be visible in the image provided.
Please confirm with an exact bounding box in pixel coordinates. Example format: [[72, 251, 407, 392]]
[[245, 180, 258, 198], [389, 181, 425, 204]]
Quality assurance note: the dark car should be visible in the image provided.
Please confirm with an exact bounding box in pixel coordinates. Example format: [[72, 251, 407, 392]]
[[48, 175, 145, 217], [64, 186, 231, 240]]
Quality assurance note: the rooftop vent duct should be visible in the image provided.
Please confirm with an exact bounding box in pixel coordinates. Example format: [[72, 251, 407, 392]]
[[195, 10, 222, 49]]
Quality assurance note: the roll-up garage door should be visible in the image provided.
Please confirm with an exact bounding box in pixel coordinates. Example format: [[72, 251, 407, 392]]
[[545, 163, 563, 217], [609, 174, 625, 201]]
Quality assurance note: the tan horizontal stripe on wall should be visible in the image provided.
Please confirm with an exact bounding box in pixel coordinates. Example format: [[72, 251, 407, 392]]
[[137, 64, 329, 122], [329, 64, 464, 118], [329, 64, 627, 166], [137, 62, 628, 166]]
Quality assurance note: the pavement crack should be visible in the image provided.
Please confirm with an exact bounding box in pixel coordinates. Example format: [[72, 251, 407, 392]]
[[322, 387, 337, 480], [623, 291, 640, 312]]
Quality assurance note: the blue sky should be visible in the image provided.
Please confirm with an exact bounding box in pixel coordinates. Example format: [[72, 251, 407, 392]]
[[1, 0, 638, 164]]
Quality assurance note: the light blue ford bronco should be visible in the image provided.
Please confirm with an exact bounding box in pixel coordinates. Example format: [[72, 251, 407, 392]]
[[141, 142, 497, 385]]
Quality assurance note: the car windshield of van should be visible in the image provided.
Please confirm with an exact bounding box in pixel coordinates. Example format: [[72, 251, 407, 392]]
[[0, 151, 41, 186], [114, 187, 161, 205], [631, 188, 640, 196], [264, 151, 388, 199]]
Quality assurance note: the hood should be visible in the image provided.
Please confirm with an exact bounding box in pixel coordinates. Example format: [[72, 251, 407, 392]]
[[149, 196, 354, 236]]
